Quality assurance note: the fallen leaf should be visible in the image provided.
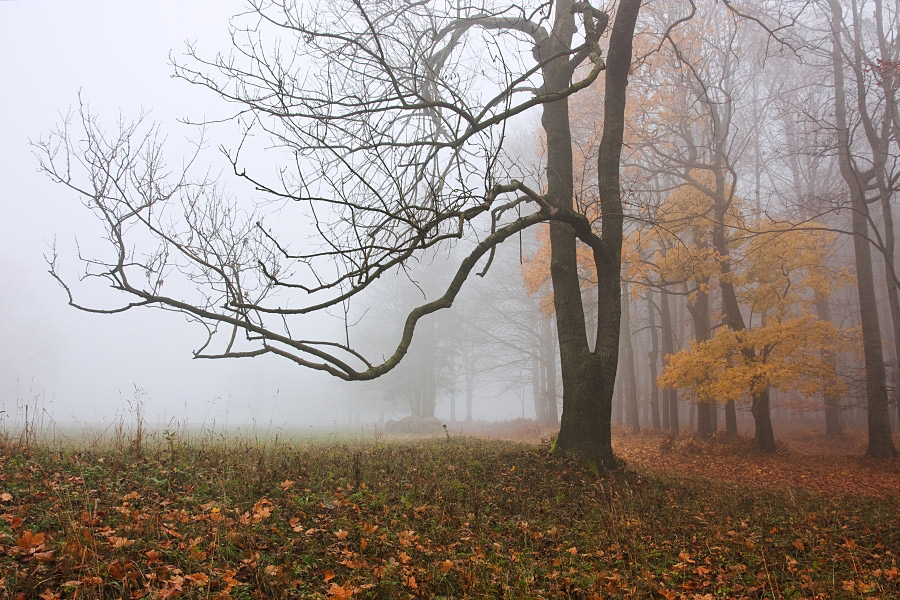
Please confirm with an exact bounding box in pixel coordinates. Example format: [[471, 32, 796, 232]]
[[17, 531, 45, 552], [185, 572, 210, 585], [327, 583, 353, 599]]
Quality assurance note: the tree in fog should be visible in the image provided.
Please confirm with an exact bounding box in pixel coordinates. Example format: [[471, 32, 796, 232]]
[[818, 0, 899, 457], [457, 240, 561, 425], [625, 1, 811, 451], [37, 0, 641, 467]]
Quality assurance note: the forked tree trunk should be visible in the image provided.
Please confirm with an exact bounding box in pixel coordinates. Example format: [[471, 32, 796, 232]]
[[552, 0, 641, 469], [712, 178, 775, 452], [828, 0, 896, 458]]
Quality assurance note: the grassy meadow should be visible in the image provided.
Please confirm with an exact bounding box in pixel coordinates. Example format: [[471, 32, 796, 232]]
[[0, 425, 898, 599]]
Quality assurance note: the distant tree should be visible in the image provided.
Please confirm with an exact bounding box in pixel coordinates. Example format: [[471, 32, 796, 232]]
[[37, 0, 641, 468], [659, 221, 855, 437]]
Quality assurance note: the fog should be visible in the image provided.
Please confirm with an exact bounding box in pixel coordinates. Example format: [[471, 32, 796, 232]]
[[0, 1, 535, 435], [4, 0, 895, 449]]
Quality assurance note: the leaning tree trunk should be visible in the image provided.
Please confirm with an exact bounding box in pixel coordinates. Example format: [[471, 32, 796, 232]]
[[552, 0, 641, 469]]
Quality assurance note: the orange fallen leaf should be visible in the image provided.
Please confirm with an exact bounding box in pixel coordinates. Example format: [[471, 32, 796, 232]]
[[2, 514, 23, 528], [185, 572, 210, 585], [335, 529, 349, 540], [362, 522, 378, 534], [567, 546, 578, 555], [108, 536, 133, 548], [327, 583, 353, 599], [440, 559, 454, 573], [324, 569, 337, 583], [17, 530, 45, 552]]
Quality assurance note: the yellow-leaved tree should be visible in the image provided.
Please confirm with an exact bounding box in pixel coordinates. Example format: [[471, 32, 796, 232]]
[[658, 222, 857, 438]]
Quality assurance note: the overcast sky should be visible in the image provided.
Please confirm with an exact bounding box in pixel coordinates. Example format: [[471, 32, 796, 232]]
[[0, 0, 364, 431], [0, 0, 539, 433]]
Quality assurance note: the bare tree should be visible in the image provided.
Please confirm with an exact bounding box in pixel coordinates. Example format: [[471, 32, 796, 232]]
[[823, 0, 898, 457], [37, 0, 641, 467]]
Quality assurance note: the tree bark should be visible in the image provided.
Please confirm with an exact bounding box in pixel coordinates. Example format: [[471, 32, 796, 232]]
[[815, 297, 844, 436], [688, 283, 713, 439], [622, 283, 640, 434], [711, 173, 775, 452], [660, 287, 679, 435], [647, 292, 662, 430], [724, 400, 737, 437], [828, 0, 897, 458], [552, 0, 641, 469]]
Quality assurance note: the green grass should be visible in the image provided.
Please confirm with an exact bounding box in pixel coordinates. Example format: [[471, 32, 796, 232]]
[[0, 435, 897, 598]]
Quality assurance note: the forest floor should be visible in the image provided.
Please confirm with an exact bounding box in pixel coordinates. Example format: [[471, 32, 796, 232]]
[[0, 427, 898, 599]]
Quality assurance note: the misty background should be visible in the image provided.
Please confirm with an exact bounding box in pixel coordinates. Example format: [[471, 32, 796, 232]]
[[0, 0, 540, 431]]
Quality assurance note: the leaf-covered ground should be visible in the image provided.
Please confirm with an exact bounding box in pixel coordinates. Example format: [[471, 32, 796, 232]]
[[614, 430, 900, 500], [1, 432, 898, 599]]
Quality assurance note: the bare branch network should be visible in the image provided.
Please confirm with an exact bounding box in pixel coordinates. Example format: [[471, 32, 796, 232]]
[[35, 0, 613, 381]]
